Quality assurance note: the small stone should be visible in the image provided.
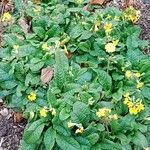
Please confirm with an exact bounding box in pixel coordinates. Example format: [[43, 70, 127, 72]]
[[0, 108, 9, 117]]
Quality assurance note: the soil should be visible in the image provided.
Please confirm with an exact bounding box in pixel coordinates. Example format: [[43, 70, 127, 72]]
[[0, 105, 26, 150], [0, 1, 149, 150]]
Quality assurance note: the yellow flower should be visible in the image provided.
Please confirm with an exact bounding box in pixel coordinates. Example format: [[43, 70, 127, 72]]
[[114, 16, 120, 21], [33, 6, 41, 13], [134, 72, 141, 78], [51, 108, 56, 116], [94, 20, 100, 32], [42, 42, 49, 50], [27, 91, 36, 102], [106, 14, 112, 19], [137, 102, 144, 112], [75, 127, 84, 134], [128, 101, 144, 115], [127, 101, 134, 108], [104, 23, 112, 33], [136, 82, 144, 89], [67, 121, 74, 128], [13, 45, 20, 50], [109, 114, 118, 120], [112, 40, 119, 46], [129, 106, 138, 115], [96, 108, 111, 117], [40, 108, 48, 117], [105, 43, 116, 53], [123, 92, 130, 98], [124, 97, 130, 105], [125, 70, 132, 78], [76, 0, 83, 4], [2, 12, 12, 22], [144, 147, 150, 150]]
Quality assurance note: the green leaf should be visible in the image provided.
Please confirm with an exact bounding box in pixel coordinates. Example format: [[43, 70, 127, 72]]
[[33, 27, 45, 39], [44, 127, 56, 150], [54, 49, 69, 89], [46, 25, 60, 38], [59, 108, 70, 121], [19, 140, 37, 150], [86, 133, 99, 145], [70, 25, 83, 39], [23, 119, 45, 144], [132, 131, 149, 148], [78, 31, 92, 41], [56, 134, 80, 150], [0, 68, 13, 82], [93, 139, 121, 150], [142, 87, 150, 99], [126, 49, 147, 65], [71, 101, 90, 124], [97, 70, 112, 91], [14, 0, 23, 13], [78, 41, 91, 52]]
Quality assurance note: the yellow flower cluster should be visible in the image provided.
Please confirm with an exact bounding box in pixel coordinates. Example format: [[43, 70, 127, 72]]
[[105, 40, 119, 53], [27, 91, 36, 102], [125, 70, 143, 79], [96, 108, 111, 117], [2, 12, 12, 22], [104, 23, 112, 33], [124, 6, 140, 24], [96, 108, 119, 120], [123, 93, 144, 115]]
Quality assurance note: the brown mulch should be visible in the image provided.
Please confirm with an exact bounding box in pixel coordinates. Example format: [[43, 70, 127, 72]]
[[0, 105, 26, 150], [0, 1, 149, 150]]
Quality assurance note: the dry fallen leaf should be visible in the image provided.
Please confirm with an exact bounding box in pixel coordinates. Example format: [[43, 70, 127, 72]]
[[14, 112, 23, 123], [90, 0, 106, 5], [41, 67, 53, 85], [123, 0, 137, 8], [18, 16, 31, 34]]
